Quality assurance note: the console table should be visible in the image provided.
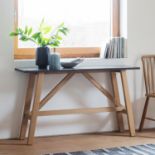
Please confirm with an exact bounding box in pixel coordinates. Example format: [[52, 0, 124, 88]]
[[15, 65, 140, 145]]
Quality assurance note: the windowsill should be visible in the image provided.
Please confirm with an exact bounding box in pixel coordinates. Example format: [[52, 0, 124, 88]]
[[14, 47, 101, 59]]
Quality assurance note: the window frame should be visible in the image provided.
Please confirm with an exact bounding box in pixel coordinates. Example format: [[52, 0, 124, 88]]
[[13, 0, 120, 59]]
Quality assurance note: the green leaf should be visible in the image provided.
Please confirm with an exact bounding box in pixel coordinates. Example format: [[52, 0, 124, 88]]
[[39, 18, 45, 31], [15, 28, 20, 33], [24, 26, 28, 34], [58, 22, 65, 28], [42, 26, 52, 34], [10, 32, 19, 36], [51, 40, 60, 47], [28, 27, 33, 35], [59, 29, 67, 35], [32, 32, 41, 39], [58, 26, 69, 36], [37, 36, 42, 45], [18, 28, 23, 33], [20, 36, 29, 41], [56, 35, 62, 40]]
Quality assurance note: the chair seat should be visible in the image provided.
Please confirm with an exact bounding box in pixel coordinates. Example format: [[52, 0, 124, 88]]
[[146, 93, 155, 97]]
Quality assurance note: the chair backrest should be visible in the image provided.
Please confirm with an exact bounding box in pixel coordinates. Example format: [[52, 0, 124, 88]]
[[142, 55, 155, 95]]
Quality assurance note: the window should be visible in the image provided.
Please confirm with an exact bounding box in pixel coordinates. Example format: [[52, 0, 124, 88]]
[[14, 0, 120, 59]]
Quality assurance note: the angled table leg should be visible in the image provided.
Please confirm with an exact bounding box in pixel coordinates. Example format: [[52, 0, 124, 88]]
[[27, 73, 44, 145], [120, 71, 135, 136], [111, 72, 124, 132], [39, 73, 74, 109], [19, 73, 35, 140]]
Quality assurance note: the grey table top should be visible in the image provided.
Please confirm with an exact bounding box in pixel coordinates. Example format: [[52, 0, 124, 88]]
[[15, 65, 140, 74]]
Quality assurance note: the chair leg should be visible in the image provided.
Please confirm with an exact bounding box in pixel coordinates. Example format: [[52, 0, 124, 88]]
[[139, 96, 150, 131]]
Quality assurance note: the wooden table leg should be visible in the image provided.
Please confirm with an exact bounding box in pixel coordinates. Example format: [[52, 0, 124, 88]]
[[120, 71, 136, 136], [111, 72, 124, 132], [27, 73, 44, 144], [19, 73, 35, 140]]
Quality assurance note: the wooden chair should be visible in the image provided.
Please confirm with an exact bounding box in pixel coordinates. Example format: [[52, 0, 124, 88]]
[[139, 55, 155, 131]]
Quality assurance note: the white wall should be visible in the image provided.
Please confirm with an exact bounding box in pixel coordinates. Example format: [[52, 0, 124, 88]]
[[127, 0, 155, 129], [0, 0, 155, 139]]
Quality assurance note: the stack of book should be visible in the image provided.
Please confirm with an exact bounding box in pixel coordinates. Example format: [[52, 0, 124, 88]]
[[104, 37, 127, 58]]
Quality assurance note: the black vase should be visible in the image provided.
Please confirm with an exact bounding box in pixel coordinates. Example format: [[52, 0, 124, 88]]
[[36, 47, 50, 69]]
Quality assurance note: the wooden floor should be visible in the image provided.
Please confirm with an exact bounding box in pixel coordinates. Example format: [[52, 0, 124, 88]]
[[0, 130, 155, 155]]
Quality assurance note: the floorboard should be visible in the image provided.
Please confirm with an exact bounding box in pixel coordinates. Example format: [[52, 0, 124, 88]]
[[0, 131, 155, 155]]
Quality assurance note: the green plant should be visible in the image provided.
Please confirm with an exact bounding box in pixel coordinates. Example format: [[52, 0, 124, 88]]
[[10, 19, 69, 48]]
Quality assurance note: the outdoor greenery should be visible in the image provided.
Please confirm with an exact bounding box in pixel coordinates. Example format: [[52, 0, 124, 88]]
[[10, 19, 69, 48]]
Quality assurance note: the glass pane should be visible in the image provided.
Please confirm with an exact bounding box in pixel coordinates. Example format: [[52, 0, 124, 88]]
[[18, 0, 111, 48]]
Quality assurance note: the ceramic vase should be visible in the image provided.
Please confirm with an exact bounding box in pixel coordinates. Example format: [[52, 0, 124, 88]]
[[49, 52, 61, 70], [36, 47, 50, 69]]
